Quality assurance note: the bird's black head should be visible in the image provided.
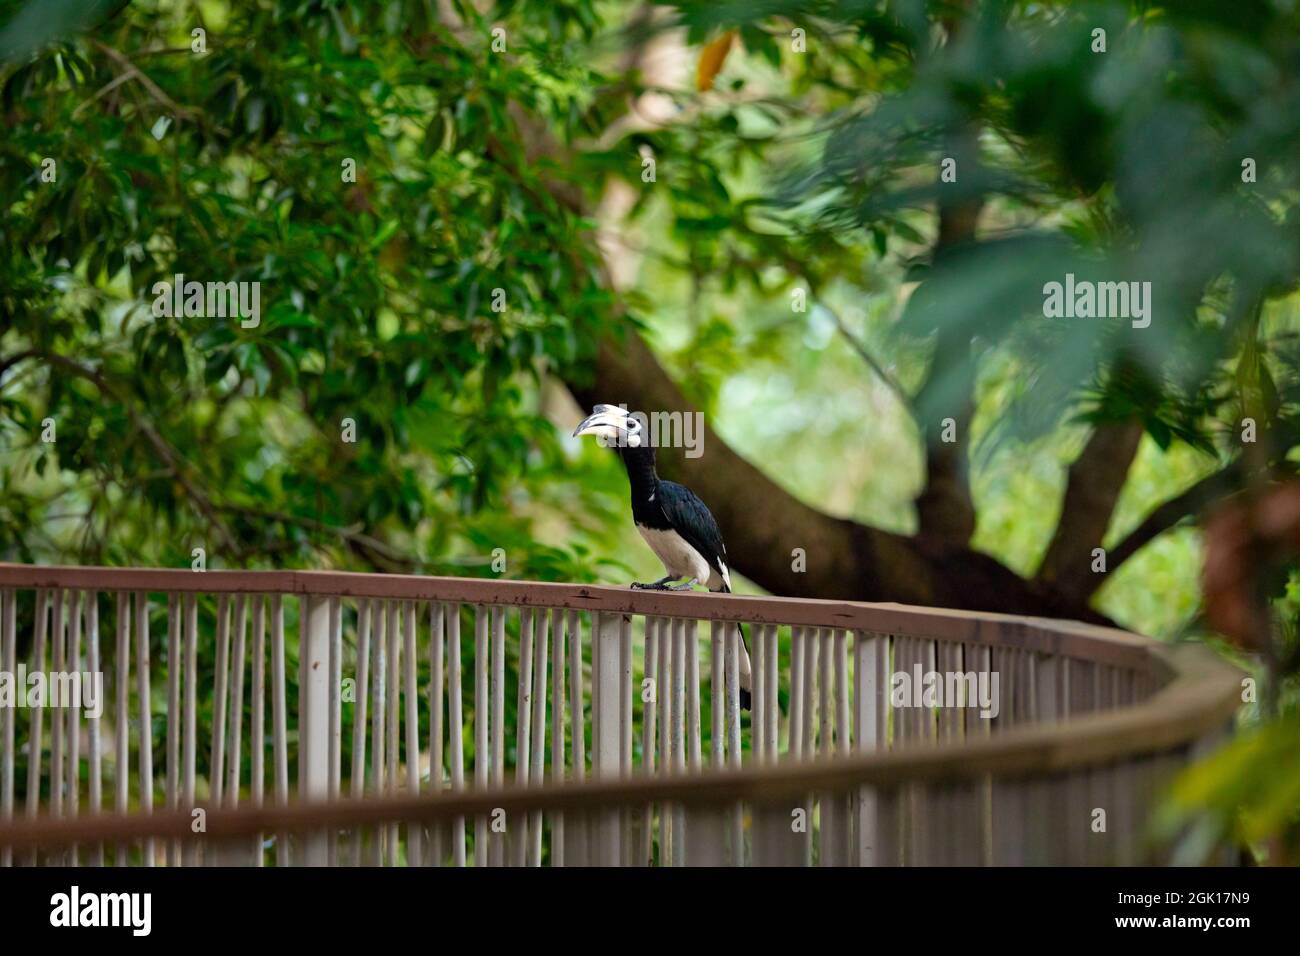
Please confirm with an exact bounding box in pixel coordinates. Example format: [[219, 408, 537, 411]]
[[572, 403, 657, 477]]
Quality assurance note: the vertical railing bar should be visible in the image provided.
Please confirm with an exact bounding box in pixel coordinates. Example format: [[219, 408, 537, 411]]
[[819, 628, 832, 759], [86, 591, 104, 866], [621, 614, 634, 777], [23, 590, 48, 865], [802, 628, 818, 758], [566, 609, 586, 866], [817, 628, 830, 867], [673, 618, 687, 779], [371, 599, 388, 866], [801, 627, 818, 867], [386, 600, 401, 866], [880, 636, 893, 750], [835, 632, 851, 866], [925, 639, 938, 741], [349, 599, 371, 864], [297, 597, 307, 800], [212, 594, 231, 810], [835, 630, 850, 757], [591, 612, 622, 866], [228, 595, 248, 811], [135, 591, 155, 867], [0, 590, 10, 868], [429, 602, 445, 867], [165, 595, 180, 867], [710, 620, 724, 771], [250, 595, 266, 866], [352, 600, 374, 804], [788, 626, 803, 761], [590, 611, 600, 778], [474, 604, 489, 867], [26, 589, 50, 835], [51, 590, 65, 827], [1062, 657, 1072, 721], [68, 590, 83, 866], [982, 642, 996, 867], [403, 600, 421, 866], [640, 618, 659, 866], [663, 618, 676, 778], [765, 624, 778, 760], [448, 605, 466, 867], [898, 636, 910, 747], [529, 607, 549, 867], [328, 596, 342, 803], [491, 606, 505, 793], [673, 618, 688, 866], [854, 632, 878, 866], [753, 623, 766, 765], [622, 614, 634, 864], [515, 607, 535, 868], [270, 593, 289, 865], [658, 619, 671, 863], [490, 605, 506, 868], [0, 590, 14, 867], [111, 591, 126, 866], [686, 618, 700, 773], [726, 620, 742, 866], [182, 592, 199, 865], [294, 594, 328, 865], [568, 610, 585, 783], [550, 607, 565, 867]]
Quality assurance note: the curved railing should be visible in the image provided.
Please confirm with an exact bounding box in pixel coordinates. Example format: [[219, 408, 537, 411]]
[[0, 564, 1241, 866]]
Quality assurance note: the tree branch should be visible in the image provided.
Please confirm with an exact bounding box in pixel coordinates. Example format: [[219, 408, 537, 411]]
[[1086, 460, 1248, 597], [3, 349, 239, 553], [219, 504, 418, 573], [1037, 420, 1144, 602], [91, 41, 197, 119]]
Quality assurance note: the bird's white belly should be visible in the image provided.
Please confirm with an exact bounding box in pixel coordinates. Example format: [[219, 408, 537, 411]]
[[636, 525, 712, 583]]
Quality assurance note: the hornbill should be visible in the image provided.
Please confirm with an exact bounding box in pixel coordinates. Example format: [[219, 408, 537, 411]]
[[573, 404, 752, 709]]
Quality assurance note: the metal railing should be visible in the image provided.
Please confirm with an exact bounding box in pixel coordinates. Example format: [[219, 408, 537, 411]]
[[0, 564, 1241, 866]]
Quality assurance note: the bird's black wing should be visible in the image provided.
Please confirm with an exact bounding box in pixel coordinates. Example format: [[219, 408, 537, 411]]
[[656, 481, 749, 707], [654, 480, 729, 585]]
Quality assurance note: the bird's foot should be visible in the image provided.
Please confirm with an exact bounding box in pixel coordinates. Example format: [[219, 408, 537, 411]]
[[631, 580, 669, 590], [664, 578, 699, 591]]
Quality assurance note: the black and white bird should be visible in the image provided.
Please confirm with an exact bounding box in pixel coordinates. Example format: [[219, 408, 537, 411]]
[[573, 403, 751, 709]]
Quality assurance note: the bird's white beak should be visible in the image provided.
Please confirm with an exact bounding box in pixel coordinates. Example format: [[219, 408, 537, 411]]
[[572, 405, 629, 440]]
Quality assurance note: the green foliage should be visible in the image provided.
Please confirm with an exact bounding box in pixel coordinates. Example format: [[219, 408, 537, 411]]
[[1, 0, 624, 579]]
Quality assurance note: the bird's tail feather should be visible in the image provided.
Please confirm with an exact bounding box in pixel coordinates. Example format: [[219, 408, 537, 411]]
[[716, 580, 752, 712]]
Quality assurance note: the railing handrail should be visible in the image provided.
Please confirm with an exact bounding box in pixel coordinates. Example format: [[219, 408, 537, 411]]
[[0, 564, 1158, 669], [0, 641, 1240, 855]]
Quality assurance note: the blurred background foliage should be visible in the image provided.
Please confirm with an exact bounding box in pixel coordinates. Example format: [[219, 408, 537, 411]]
[[2, 0, 1299, 861]]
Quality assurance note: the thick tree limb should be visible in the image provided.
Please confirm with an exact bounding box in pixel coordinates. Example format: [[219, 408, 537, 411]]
[[568, 329, 1111, 623], [1086, 462, 1247, 598], [1037, 420, 1144, 602], [912, 138, 984, 545]]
